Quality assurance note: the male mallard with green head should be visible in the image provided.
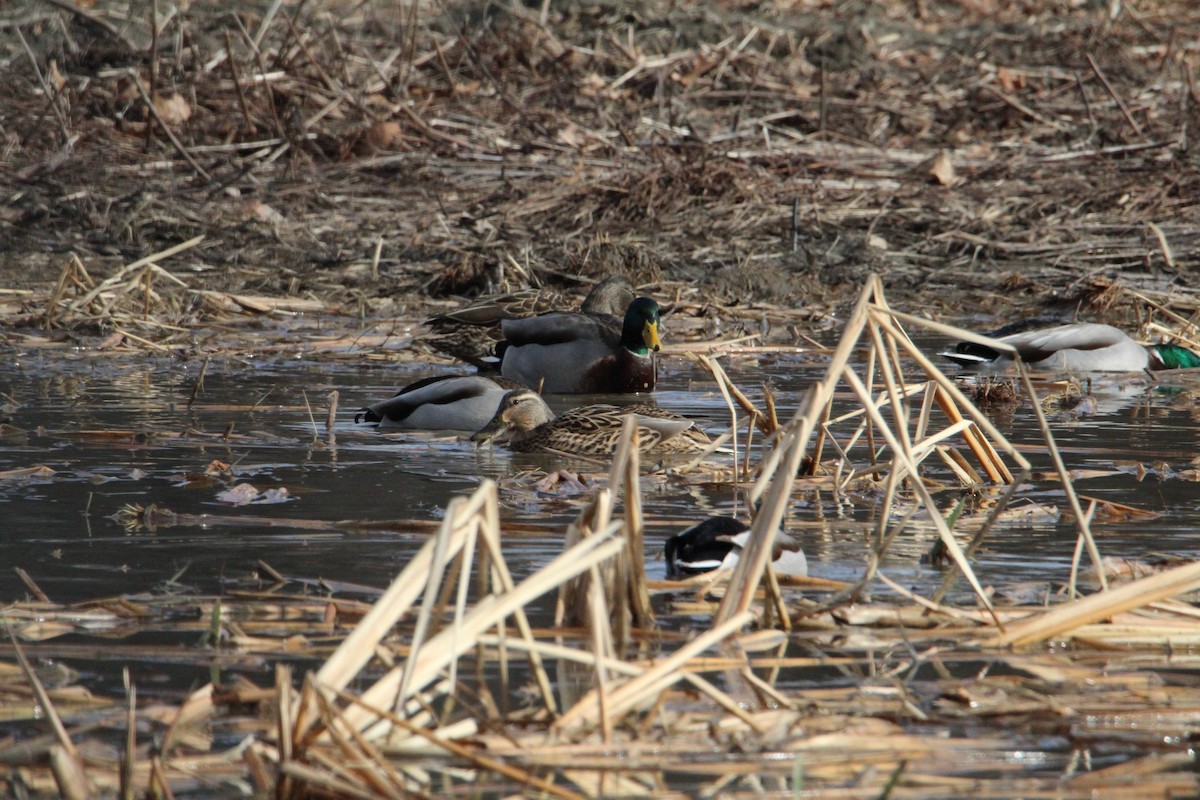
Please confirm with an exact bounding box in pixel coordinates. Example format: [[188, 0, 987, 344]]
[[471, 388, 709, 456], [943, 322, 1200, 372], [500, 296, 662, 393], [424, 277, 636, 370]]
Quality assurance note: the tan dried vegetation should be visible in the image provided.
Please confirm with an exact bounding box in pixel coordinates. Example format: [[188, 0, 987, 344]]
[[5, 279, 1200, 798], [6, 0, 1200, 798]]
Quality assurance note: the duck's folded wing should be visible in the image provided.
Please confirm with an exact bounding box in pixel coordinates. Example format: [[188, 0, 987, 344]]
[[365, 376, 498, 425], [502, 312, 617, 347], [630, 413, 695, 441], [1005, 323, 1127, 355], [428, 289, 564, 325]]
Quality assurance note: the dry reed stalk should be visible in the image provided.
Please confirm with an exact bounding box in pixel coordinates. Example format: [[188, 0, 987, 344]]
[[839, 367, 996, 617], [614, 417, 654, 629], [555, 490, 621, 737], [7, 625, 90, 798], [701, 355, 742, 474], [160, 684, 214, 757], [326, 519, 625, 741], [710, 283, 883, 619], [1017, 364, 1107, 592], [279, 477, 652, 795], [1122, 287, 1200, 348], [694, 353, 774, 436], [66, 236, 202, 314], [717, 277, 1018, 624], [299, 484, 488, 745], [988, 560, 1200, 648], [552, 611, 756, 737], [45, 254, 95, 330], [716, 420, 808, 622], [586, 560, 616, 744], [867, 310, 1024, 480], [555, 416, 652, 652], [929, 477, 1027, 605], [308, 686, 411, 799], [331, 688, 587, 800], [120, 683, 135, 800], [476, 633, 767, 728]]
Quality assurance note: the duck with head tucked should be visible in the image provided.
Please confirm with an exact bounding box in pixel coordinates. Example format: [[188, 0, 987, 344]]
[[500, 296, 663, 393], [425, 277, 637, 370], [664, 516, 808, 578], [356, 374, 523, 432], [943, 321, 1200, 373], [471, 388, 710, 456]]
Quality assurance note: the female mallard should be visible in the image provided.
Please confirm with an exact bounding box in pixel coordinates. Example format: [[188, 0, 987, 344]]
[[500, 296, 662, 393], [355, 374, 522, 431], [425, 277, 636, 370], [943, 322, 1200, 372], [470, 388, 710, 456], [664, 517, 808, 578]]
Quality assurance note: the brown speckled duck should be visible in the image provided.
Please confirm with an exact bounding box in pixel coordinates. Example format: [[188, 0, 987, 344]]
[[470, 389, 710, 456]]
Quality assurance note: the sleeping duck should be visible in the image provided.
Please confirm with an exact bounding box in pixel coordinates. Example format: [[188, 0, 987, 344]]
[[664, 516, 808, 578], [500, 296, 662, 393], [943, 322, 1200, 372], [470, 388, 710, 456], [356, 374, 522, 432]]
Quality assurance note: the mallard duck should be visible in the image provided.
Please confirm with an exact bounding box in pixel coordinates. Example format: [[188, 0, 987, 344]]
[[425, 277, 636, 369], [500, 296, 662, 393], [355, 374, 523, 431], [943, 322, 1200, 372], [664, 517, 808, 578], [470, 388, 710, 456]]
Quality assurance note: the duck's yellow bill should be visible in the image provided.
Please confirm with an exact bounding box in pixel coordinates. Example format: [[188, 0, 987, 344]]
[[644, 320, 662, 352]]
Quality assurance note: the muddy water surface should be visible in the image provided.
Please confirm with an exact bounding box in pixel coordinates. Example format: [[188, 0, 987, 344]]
[[3, 342, 1200, 685]]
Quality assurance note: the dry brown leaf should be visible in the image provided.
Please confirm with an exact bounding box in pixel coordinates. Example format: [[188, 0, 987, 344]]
[[0, 465, 55, 480], [247, 201, 285, 226], [556, 122, 586, 148], [204, 460, 233, 476], [996, 66, 1025, 93], [48, 60, 66, 92], [153, 93, 192, 126], [0, 424, 29, 440], [1064, 495, 1159, 523], [928, 151, 957, 186], [365, 120, 403, 150], [95, 332, 125, 350], [15, 621, 76, 641]]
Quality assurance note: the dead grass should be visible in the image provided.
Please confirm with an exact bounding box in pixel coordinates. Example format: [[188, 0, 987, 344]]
[[5, 279, 1200, 798], [5, 0, 1200, 795], [3, 0, 1200, 323]]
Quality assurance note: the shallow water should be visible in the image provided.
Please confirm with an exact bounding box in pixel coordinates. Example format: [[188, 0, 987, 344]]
[[4, 335, 1200, 789]]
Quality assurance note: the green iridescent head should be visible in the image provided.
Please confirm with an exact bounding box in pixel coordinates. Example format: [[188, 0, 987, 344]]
[[621, 297, 662, 356], [1149, 343, 1200, 370]]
